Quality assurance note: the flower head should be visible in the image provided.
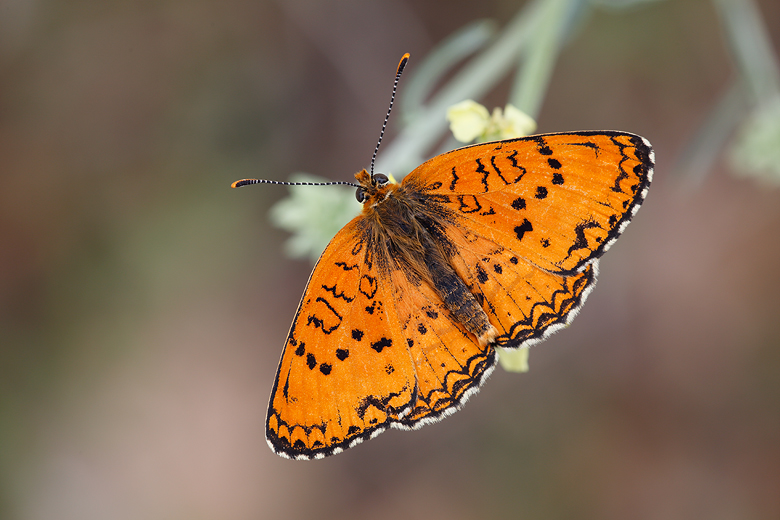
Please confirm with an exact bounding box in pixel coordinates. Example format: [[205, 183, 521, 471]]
[[447, 100, 537, 143]]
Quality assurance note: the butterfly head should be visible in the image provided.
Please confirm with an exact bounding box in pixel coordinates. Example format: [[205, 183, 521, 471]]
[[354, 169, 396, 206]]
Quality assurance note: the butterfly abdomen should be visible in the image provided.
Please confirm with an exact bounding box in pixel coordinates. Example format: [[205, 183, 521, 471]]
[[425, 250, 498, 347]]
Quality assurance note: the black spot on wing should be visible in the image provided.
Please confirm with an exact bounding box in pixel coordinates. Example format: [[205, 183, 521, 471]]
[[371, 337, 392, 353], [476, 265, 489, 284], [514, 219, 533, 241], [535, 136, 553, 155], [511, 197, 526, 210]]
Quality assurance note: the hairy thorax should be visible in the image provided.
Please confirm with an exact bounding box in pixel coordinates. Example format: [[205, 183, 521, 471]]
[[356, 169, 498, 347]]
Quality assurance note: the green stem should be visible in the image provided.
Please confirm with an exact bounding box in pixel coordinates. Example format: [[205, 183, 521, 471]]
[[511, 0, 579, 118]]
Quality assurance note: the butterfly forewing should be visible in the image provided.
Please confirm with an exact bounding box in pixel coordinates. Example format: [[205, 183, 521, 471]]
[[403, 132, 652, 275], [267, 219, 417, 459]]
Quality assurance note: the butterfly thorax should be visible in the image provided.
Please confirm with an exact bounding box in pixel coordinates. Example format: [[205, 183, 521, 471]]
[[354, 169, 498, 347]]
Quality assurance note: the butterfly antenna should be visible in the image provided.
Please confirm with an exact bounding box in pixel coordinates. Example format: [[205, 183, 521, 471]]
[[370, 53, 410, 176], [231, 179, 360, 189]]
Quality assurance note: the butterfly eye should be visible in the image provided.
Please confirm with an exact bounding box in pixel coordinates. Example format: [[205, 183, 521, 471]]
[[355, 187, 367, 203], [373, 173, 389, 186]]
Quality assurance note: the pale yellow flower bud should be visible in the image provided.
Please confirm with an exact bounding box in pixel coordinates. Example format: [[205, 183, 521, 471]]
[[496, 347, 530, 373], [446, 100, 491, 143], [498, 104, 537, 139], [447, 100, 537, 143]]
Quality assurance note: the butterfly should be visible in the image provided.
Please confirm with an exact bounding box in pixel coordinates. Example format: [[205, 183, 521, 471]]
[[234, 54, 654, 460]]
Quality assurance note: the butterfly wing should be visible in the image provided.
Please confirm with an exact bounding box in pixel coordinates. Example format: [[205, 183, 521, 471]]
[[404, 131, 653, 275], [266, 218, 418, 459]]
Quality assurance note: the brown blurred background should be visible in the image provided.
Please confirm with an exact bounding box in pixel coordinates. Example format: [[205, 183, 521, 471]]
[[2, 0, 779, 518]]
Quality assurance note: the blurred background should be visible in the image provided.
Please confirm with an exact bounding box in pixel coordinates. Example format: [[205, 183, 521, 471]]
[[2, 0, 779, 518]]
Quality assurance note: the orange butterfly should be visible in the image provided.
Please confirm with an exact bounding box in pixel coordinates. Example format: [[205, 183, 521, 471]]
[[234, 54, 654, 459]]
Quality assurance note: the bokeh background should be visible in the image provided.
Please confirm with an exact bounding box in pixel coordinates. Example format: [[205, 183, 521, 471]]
[[2, 0, 779, 518]]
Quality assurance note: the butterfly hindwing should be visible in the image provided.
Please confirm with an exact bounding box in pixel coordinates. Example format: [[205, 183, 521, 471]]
[[385, 265, 496, 427], [440, 221, 598, 349]]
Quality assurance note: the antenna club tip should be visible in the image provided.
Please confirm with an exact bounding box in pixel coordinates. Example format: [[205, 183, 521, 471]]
[[231, 179, 254, 188], [397, 53, 410, 75]]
